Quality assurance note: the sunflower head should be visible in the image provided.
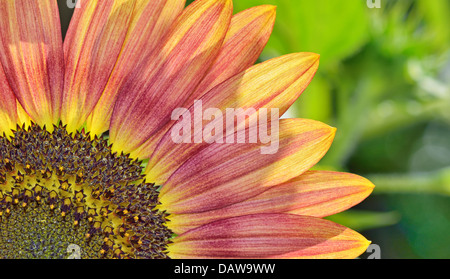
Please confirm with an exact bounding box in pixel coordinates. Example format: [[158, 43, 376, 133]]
[[0, 123, 172, 259], [0, 0, 374, 259]]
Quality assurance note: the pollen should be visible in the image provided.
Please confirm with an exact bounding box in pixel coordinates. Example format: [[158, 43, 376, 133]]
[[0, 123, 172, 259]]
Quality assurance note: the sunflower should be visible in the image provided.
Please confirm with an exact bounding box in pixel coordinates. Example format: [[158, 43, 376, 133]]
[[0, 0, 374, 259]]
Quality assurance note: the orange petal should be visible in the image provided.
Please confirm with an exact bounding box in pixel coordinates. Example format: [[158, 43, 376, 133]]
[[168, 214, 371, 259], [168, 170, 374, 234], [62, 0, 138, 133], [0, 0, 64, 128], [158, 119, 336, 214], [109, 0, 233, 154], [85, 0, 186, 136], [0, 65, 17, 136], [145, 52, 320, 184], [131, 4, 277, 159], [16, 101, 31, 129], [184, 4, 277, 106]]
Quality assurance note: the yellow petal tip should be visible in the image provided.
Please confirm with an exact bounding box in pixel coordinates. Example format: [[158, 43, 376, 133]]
[[363, 239, 373, 252], [328, 126, 337, 139], [260, 4, 277, 13], [313, 53, 321, 61]]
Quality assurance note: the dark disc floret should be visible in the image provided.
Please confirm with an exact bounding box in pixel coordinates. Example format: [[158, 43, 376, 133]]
[[0, 123, 172, 259]]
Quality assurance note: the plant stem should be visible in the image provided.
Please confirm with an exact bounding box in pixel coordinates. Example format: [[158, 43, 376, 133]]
[[368, 167, 450, 196]]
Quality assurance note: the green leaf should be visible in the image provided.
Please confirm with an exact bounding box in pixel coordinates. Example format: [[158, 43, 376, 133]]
[[417, 0, 450, 48], [326, 210, 401, 231], [289, 74, 332, 123], [233, 0, 371, 68]]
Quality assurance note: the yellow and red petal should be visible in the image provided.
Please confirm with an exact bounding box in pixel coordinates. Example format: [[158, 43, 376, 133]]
[[86, 0, 186, 136], [184, 4, 277, 106], [131, 4, 277, 159], [158, 119, 335, 214], [109, 0, 233, 154], [168, 214, 371, 259], [0, 65, 17, 136], [62, 0, 137, 132], [144, 52, 320, 184], [166, 170, 374, 234], [0, 0, 64, 128], [16, 102, 31, 129]]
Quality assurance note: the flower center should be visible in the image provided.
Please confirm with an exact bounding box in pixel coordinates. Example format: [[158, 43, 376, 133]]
[[0, 123, 172, 259]]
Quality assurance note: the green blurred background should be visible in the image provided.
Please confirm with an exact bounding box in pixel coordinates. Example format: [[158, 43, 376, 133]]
[[59, 0, 450, 258]]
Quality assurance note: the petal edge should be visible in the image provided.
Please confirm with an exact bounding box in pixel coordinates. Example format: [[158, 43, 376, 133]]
[[168, 214, 371, 259]]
